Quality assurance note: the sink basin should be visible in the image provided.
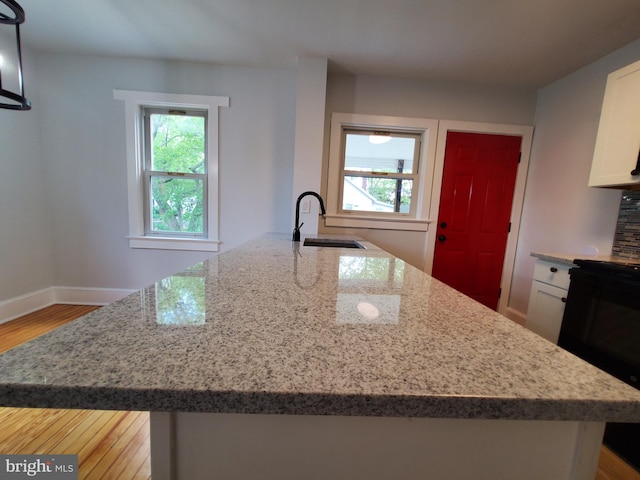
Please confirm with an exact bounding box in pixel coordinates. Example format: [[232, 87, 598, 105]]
[[303, 238, 365, 249]]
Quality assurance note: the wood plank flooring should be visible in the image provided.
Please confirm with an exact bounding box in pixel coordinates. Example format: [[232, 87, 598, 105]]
[[596, 446, 640, 480], [0, 304, 150, 480], [1, 304, 639, 479], [0, 304, 99, 353]]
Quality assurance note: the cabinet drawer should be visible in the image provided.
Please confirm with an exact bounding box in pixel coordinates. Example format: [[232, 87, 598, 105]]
[[526, 281, 568, 343], [533, 260, 571, 290]]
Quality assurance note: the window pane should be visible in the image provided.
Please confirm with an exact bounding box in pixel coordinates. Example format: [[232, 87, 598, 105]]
[[343, 176, 413, 213], [150, 176, 204, 234], [344, 133, 416, 174], [150, 113, 205, 173]]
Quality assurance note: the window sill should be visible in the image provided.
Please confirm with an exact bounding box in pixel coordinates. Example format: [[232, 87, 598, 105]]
[[127, 236, 221, 252], [324, 214, 431, 231]]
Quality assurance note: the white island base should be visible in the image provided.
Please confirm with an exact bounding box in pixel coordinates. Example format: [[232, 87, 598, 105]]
[[150, 412, 605, 480]]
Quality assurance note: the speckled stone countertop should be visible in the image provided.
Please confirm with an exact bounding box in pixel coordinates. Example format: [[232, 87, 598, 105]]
[[2, 233, 640, 421], [531, 251, 640, 266]]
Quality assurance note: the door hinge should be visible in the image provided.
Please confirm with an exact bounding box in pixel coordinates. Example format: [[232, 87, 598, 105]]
[[498, 288, 502, 299], [508, 222, 511, 233], [518, 152, 522, 163]]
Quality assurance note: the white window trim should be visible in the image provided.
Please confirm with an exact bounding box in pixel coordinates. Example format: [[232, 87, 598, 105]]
[[114, 90, 229, 251], [326, 113, 438, 231]]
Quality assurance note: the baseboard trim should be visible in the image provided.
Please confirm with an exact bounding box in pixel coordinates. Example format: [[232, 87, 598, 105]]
[[503, 306, 527, 326], [0, 287, 135, 324], [0, 288, 57, 325], [53, 287, 135, 306]]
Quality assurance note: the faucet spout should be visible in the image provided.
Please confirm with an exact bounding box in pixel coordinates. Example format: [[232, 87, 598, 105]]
[[293, 191, 326, 242]]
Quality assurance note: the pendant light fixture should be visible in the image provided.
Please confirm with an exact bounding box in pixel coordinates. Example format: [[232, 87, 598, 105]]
[[0, 0, 31, 110]]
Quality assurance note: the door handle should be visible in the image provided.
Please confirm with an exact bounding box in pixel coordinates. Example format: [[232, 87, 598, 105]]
[[438, 234, 447, 242]]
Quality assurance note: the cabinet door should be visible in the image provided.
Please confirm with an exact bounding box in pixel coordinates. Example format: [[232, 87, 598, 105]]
[[526, 280, 567, 344], [588, 60, 640, 187]]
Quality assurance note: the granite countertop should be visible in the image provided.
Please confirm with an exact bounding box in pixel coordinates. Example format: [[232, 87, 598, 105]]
[[2, 233, 640, 421], [531, 251, 640, 266]]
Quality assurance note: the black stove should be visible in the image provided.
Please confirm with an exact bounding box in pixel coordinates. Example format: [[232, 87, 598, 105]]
[[560, 257, 640, 471], [572, 259, 640, 283]]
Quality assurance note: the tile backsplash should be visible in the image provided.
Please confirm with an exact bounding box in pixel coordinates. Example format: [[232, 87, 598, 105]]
[[612, 190, 640, 259]]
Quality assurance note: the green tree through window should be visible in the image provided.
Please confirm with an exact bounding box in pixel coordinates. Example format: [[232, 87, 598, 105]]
[[145, 110, 207, 235]]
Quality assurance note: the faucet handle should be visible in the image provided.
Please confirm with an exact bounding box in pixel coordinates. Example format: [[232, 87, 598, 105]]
[[292, 222, 304, 242]]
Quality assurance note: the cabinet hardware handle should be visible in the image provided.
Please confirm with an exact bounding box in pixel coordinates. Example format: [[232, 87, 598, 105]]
[[438, 234, 447, 242], [550, 267, 558, 273], [631, 150, 640, 176], [561, 297, 567, 303]]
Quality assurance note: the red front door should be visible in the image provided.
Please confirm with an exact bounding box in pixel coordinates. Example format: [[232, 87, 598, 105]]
[[432, 131, 521, 310]]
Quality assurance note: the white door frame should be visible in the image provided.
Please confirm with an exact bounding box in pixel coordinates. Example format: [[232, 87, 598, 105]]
[[423, 120, 534, 316]]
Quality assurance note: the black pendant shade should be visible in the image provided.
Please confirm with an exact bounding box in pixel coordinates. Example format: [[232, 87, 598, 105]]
[[0, 0, 31, 110]]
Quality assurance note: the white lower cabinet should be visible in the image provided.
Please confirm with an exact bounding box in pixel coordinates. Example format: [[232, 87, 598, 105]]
[[526, 260, 571, 343]]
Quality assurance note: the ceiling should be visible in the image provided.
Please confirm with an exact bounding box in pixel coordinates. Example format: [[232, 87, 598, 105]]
[[13, 0, 640, 89]]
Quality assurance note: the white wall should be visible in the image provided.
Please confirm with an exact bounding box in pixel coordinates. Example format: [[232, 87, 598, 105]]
[[291, 57, 328, 234], [4, 40, 640, 317], [321, 74, 537, 268], [0, 51, 55, 302], [2, 52, 296, 296], [509, 39, 640, 316]]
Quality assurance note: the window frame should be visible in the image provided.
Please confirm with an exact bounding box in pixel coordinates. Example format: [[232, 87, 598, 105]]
[[326, 113, 438, 231], [340, 127, 422, 216], [142, 107, 208, 238], [114, 90, 229, 251]]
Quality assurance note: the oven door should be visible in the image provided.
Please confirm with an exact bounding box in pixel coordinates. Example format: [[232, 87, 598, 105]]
[[559, 266, 640, 470], [559, 267, 640, 389]]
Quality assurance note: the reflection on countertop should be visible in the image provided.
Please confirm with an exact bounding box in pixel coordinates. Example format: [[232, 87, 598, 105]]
[[1, 233, 640, 422], [145, 262, 209, 326]]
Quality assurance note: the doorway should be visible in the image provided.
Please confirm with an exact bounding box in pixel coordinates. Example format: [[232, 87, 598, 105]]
[[424, 122, 533, 315]]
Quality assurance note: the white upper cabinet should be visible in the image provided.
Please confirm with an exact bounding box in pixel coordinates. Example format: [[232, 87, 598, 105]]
[[588, 60, 640, 188]]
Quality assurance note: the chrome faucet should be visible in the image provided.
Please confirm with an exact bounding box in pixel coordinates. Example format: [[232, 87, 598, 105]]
[[293, 191, 326, 242]]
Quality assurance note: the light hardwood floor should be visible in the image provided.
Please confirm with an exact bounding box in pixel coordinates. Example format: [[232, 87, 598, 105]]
[[0, 304, 150, 479], [1, 304, 639, 480], [596, 445, 640, 480]]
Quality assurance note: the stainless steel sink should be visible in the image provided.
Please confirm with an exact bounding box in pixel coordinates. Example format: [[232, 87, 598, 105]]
[[302, 238, 365, 249]]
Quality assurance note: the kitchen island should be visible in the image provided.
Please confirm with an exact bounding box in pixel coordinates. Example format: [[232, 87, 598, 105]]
[[1, 233, 640, 479]]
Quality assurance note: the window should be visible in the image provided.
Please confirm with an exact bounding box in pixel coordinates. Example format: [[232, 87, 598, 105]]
[[326, 113, 438, 231], [143, 108, 207, 237], [341, 129, 421, 214], [114, 91, 229, 251]]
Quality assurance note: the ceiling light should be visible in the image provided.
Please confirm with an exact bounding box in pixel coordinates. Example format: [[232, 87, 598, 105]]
[[368, 131, 391, 144], [0, 0, 31, 110]]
